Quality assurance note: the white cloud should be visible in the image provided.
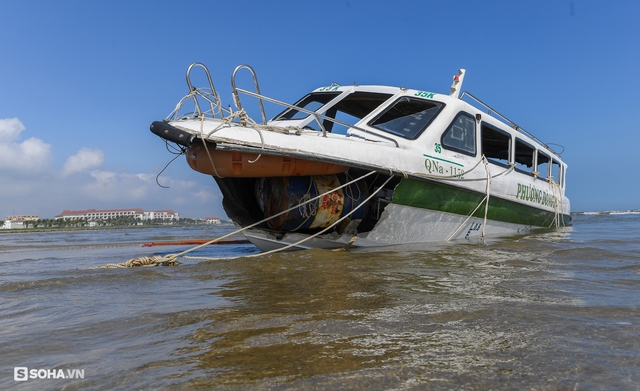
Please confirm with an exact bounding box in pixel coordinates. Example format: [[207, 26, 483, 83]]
[[0, 117, 224, 219], [82, 171, 149, 201], [0, 117, 25, 143], [81, 170, 212, 205], [0, 118, 53, 175], [62, 148, 105, 175]]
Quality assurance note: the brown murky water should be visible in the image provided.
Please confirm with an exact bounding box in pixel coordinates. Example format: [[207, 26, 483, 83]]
[[2, 215, 640, 390]]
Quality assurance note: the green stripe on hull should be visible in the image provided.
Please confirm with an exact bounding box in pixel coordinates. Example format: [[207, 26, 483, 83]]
[[392, 179, 571, 227]]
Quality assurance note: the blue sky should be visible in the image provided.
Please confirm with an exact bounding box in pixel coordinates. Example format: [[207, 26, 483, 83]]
[[1, 0, 638, 219]]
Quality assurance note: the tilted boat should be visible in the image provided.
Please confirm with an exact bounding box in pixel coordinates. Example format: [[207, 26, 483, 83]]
[[150, 63, 571, 251]]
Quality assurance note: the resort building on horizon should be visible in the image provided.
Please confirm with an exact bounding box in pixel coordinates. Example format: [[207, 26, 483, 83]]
[[55, 208, 180, 221]]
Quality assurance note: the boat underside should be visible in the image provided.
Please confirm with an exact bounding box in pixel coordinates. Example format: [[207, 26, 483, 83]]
[[241, 204, 539, 252], [214, 168, 571, 252]]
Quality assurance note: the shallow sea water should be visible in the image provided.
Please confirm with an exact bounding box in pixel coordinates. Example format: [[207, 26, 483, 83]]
[[1, 214, 640, 390]]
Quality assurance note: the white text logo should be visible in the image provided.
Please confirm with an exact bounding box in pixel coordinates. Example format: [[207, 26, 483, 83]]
[[14, 367, 85, 381]]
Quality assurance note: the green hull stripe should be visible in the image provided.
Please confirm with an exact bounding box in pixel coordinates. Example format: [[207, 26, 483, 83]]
[[392, 178, 571, 227]]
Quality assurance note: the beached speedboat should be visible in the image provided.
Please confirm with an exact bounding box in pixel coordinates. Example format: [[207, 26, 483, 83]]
[[150, 63, 571, 251]]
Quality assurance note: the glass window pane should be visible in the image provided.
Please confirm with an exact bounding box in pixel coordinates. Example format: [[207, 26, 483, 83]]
[[442, 113, 476, 155], [370, 97, 443, 139], [273, 92, 341, 120]]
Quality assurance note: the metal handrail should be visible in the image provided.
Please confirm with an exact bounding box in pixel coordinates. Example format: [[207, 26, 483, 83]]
[[173, 62, 399, 147], [460, 91, 561, 158], [186, 63, 224, 119], [231, 65, 267, 124], [234, 88, 400, 147]]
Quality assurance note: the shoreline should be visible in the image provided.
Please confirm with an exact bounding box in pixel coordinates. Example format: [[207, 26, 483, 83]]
[[0, 224, 226, 235]]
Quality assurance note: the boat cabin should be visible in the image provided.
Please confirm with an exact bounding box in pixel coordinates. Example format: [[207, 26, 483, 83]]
[[266, 85, 566, 189]]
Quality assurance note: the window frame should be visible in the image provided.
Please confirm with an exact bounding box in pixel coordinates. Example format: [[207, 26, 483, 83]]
[[441, 111, 477, 157], [514, 138, 536, 176], [367, 96, 446, 140], [551, 159, 563, 186], [536, 150, 552, 179], [272, 92, 342, 121], [480, 121, 511, 168]]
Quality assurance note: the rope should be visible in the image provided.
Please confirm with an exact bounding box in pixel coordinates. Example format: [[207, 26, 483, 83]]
[[290, 177, 317, 232], [549, 178, 564, 228], [93, 255, 183, 269], [198, 114, 222, 178], [92, 170, 380, 268], [332, 235, 358, 252], [164, 100, 566, 251], [480, 157, 492, 239], [195, 108, 305, 172], [447, 156, 492, 242], [185, 174, 394, 260]]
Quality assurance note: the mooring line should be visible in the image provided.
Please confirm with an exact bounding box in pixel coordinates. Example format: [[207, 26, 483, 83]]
[[91, 170, 380, 269]]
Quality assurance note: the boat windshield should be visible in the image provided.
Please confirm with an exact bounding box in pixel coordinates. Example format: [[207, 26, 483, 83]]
[[273, 91, 394, 134], [273, 92, 341, 120], [369, 97, 444, 140]]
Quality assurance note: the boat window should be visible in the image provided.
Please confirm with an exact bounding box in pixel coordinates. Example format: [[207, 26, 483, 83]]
[[537, 151, 551, 179], [442, 112, 476, 155], [551, 159, 562, 185], [369, 97, 444, 139], [514, 139, 535, 174], [273, 92, 341, 120], [323, 92, 393, 134], [275, 91, 393, 134], [481, 122, 510, 166]]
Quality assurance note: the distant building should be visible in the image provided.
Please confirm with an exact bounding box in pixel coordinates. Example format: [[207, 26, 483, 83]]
[[6, 215, 38, 221], [203, 217, 222, 224], [3, 220, 25, 229], [2, 215, 39, 229], [55, 208, 179, 222]]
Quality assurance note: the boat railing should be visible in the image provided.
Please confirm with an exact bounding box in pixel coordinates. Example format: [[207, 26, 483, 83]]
[[230, 77, 401, 147], [460, 91, 561, 158], [231, 65, 267, 125], [166, 63, 229, 121], [230, 87, 400, 147], [170, 63, 400, 147]]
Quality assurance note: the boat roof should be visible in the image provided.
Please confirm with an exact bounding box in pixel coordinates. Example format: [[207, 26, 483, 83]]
[[307, 84, 563, 160]]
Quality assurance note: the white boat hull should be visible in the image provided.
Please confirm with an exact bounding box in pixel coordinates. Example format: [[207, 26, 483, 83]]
[[151, 63, 572, 252], [242, 203, 538, 252]]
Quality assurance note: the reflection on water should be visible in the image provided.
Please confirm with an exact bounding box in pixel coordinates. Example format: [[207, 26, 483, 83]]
[[160, 243, 566, 389], [1, 218, 640, 389]]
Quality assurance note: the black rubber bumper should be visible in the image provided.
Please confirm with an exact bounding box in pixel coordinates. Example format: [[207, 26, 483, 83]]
[[150, 121, 197, 147]]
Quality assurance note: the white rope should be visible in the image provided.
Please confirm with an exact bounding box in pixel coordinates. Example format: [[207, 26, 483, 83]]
[[185, 174, 395, 260], [165, 100, 567, 251], [170, 170, 377, 258], [198, 114, 222, 178], [549, 178, 564, 228], [480, 156, 492, 239], [195, 108, 308, 170], [93, 170, 379, 268], [447, 156, 492, 242]]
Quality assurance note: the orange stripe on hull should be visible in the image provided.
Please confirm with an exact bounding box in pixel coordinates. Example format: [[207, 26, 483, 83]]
[[186, 144, 348, 178]]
